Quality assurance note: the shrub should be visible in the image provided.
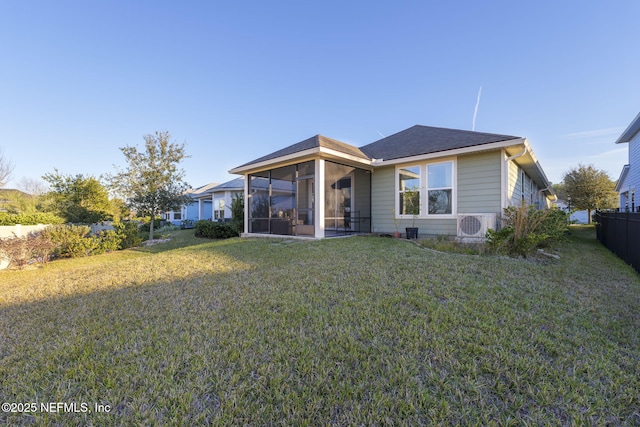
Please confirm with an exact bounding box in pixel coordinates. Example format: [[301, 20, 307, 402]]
[[487, 205, 568, 257], [230, 193, 245, 235], [113, 221, 142, 249], [195, 220, 238, 239], [138, 218, 164, 232], [0, 212, 64, 226], [181, 219, 195, 229], [41, 224, 98, 258], [0, 234, 57, 269], [155, 224, 179, 239]]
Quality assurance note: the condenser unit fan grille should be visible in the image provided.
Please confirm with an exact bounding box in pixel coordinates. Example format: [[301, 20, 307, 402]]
[[459, 215, 482, 235]]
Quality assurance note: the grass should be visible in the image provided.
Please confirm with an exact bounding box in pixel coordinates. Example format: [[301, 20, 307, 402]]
[[1, 226, 639, 425]]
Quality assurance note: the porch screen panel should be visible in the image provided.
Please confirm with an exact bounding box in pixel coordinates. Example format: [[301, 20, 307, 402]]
[[270, 165, 296, 235], [325, 162, 355, 230], [296, 161, 315, 236], [249, 172, 270, 233]]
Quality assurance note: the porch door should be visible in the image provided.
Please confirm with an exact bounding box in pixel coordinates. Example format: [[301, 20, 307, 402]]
[[296, 177, 314, 236], [325, 176, 353, 230]]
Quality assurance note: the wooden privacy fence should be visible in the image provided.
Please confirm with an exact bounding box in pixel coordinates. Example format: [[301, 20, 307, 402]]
[[595, 210, 640, 274]]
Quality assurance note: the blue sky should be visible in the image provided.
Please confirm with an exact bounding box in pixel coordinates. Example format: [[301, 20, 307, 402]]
[[1, 1, 638, 190]]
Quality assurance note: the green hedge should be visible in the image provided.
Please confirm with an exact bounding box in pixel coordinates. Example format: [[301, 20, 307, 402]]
[[0, 212, 64, 226], [195, 220, 238, 239], [40, 222, 142, 258]]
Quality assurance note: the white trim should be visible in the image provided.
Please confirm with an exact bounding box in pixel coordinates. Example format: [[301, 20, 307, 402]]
[[315, 159, 325, 238], [394, 158, 457, 220], [230, 148, 319, 174], [229, 146, 372, 175], [243, 174, 249, 234]]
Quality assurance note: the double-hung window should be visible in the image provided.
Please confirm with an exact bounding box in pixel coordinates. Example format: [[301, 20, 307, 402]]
[[427, 162, 453, 215], [398, 165, 421, 216], [397, 160, 454, 217]]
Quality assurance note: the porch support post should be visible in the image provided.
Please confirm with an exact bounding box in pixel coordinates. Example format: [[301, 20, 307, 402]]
[[315, 159, 325, 238], [244, 175, 249, 234]]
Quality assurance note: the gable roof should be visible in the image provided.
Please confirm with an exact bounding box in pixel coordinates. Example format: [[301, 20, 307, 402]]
[[233, 134, 370, 170], [615, 112, 640, 144], [615, 164, 630, 192], [187, 182, 219, 197], [360, 125, 522, 161], [213, 177, 244, 191]]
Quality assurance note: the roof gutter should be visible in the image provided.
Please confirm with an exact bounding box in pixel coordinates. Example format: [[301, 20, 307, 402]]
[[506, 145, 527, 161]]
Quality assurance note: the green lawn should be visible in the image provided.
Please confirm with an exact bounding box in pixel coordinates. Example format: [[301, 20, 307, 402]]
[[1, 227, 639, 425]]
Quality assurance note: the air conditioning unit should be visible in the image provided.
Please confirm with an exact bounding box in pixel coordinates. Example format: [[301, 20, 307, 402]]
[[457, 213, 497, 240]]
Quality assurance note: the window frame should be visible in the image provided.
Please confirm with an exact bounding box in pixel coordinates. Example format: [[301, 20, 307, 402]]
[[395, 159, 456, 219]]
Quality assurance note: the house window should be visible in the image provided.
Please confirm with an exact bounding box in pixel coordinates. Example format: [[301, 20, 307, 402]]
[[214, 199, 225, 220], [173, 211, 182, 220], [398, 165, 421, 215], [427, 162, 452, 215], [397, 160, 454, 217]]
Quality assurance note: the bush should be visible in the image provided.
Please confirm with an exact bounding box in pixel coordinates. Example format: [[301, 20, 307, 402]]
[[0, 234, 57, 269], [0, 212, 64, 226], [42, 221, 146, 258], [195, 220, 238, 239], [138, 218, 165, 232], [230, 193, 245, 235], [155, 224, 179, 239], [181, 219, 195, 229], [487, 205, 569, 257], [113, 221, 142, 249], [41, 224, 98, 258]]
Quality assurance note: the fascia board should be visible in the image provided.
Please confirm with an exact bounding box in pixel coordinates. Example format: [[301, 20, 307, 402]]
[[614, 165, 630, 192], [229, 147, 373, 175], [615, 112, 640, 144], [229, 147, 320, 174], [317, 147, 373, 167]]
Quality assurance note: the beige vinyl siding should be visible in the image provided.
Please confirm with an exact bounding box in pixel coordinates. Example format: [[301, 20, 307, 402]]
[[457, 151, 502, 214]]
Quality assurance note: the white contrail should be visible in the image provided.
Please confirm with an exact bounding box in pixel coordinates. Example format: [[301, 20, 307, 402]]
[[376, 130, 385, 138], [472, 85, 482, 131]]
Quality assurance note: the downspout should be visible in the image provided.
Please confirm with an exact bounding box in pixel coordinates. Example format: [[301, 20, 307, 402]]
[[507, 146, 527, 161], [537, 185, 557, 208]]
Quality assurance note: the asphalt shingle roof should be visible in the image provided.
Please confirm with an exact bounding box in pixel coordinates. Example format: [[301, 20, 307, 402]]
[[359, 125, 521, 161], [236, 134, 370, 168]]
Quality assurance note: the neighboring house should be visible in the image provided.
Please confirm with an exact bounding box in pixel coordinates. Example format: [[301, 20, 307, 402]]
[[229, 124, 556, 239], [165, 182, 218, 225], [614, 112, 640, 211], [210, 177, 244, 221], [165, 178, 244, 225], [555, 199, 589, 224]]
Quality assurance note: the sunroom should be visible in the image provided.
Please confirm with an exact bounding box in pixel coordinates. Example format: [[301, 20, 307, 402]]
[[229, 135, 373, 238]]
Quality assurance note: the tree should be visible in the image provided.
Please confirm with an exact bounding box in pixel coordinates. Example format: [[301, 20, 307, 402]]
[[552, 182, 567, 202], [109, 131, 191, 240], [0, 148, 14, 188], [14, 177, 49, 214], [42, 170, 115, 223], [562, 164, 618, 223]]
